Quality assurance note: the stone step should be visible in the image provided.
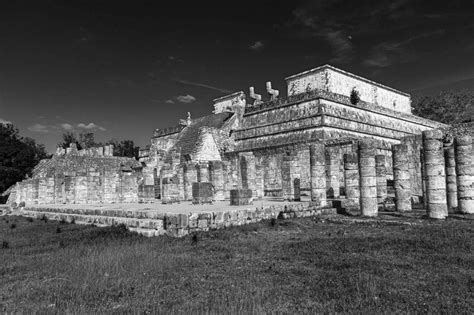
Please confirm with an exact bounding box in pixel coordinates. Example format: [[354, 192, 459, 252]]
[[20, 210, 166, 236], [19, 204, 338, 237]]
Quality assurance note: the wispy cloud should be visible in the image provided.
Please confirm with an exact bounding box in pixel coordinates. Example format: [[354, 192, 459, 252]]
[[28, 123, 50, 133], [77, 122, 106, 131], [61, 123, 73, 130], [176, 94, 196, 103], [249, 41, 264, 51], [325, 30, 354, 63], [173, 79, 231, 93], [364, 29, 445, 68], [165, 99, 175, 104]]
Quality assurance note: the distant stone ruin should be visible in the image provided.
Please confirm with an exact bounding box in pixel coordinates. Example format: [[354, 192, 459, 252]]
[[6, 64, 473, 229]]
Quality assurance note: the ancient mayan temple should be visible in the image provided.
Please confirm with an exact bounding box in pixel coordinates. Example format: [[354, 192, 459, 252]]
[[137, 65, 446, 203]]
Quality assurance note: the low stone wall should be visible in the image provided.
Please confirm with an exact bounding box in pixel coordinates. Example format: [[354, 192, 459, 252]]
[[18, 202, 336, 237]]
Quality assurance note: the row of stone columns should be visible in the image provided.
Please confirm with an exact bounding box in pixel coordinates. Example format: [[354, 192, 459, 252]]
[[422, 131, 473, 218]]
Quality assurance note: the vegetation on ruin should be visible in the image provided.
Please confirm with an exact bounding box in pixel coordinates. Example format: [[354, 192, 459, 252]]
[[1, 215, 472, 313], [58, 132, 140, 159], [350, 88, 361, 105], [0, 123, 49, 202]]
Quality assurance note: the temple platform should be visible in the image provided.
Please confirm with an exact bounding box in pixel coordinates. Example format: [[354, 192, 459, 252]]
[[16, 198, 337, 237]]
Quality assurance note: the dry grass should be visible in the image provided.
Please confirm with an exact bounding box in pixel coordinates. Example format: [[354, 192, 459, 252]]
[[0, 214, 473, 313]]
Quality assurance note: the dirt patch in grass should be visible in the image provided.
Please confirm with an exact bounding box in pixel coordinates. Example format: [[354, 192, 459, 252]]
[[0, 215, 473, 313]]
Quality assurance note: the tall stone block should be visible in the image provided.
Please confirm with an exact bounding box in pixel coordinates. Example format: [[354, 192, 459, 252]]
[[45, 177, 55, 204], [196, 162, 210, 183], [54, 175, 65, 204], [444, 147, 458, 210], [183, 162, 198, 201], [37, 178, 47, 204], [310, 143, 326, 204], [103, 173, 119, 203], [375, 155, 387, 203], [87, 171, 102, 203], [210, 161, 225, 201], [344, 153, 359, 204], [454, 135, 474, 214], [64, 176, 76, 204], [423, 130, 448, 219], [393, 144, 412, 212], [255, 158, 265, 199], [327, 147, 340, 198], [359, 141, 377, 216], [75, 175, 88, 203], [281, 153, 300, 201], [240, 153, 257, 197]]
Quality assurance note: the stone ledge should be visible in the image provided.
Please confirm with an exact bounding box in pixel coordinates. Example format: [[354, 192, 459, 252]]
[[18, 202, 337, 237]]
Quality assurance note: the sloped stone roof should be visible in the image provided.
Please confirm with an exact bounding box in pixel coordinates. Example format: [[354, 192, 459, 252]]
[[173, 112, 234, 157], [32, 155, 141, 177]]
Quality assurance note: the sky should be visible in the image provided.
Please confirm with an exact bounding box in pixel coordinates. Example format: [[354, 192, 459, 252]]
[[0, 0, 473, 152]]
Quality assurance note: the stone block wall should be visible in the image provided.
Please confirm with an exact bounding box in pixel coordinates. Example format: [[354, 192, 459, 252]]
[[285, 65, 411, 113]]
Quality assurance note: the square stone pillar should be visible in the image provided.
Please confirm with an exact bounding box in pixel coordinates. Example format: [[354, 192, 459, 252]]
[[455, 135, 474, 214], [209, 161, 225, 201], [310, 143, 326, 204], [183, 162, 197, 201], [344, 153, 359, 205], [281, 152, 301, 201], [393, 144, 412, 212], [326, 147, 340, 198]]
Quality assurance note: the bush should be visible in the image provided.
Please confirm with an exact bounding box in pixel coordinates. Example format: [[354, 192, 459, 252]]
[[350, 88, 360, 105], [26, 217, 33, 223], [1, 241, 9, 249], [10, 223, 16, 229], [56, 227, 62, 234]]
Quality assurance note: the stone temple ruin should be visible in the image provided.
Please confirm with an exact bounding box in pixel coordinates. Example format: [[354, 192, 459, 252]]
[[5, 65, 474, 236]]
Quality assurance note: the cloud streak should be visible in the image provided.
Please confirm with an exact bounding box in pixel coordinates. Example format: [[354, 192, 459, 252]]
[[173, 79, 231, 93], [176, 94, 196, 103], [249, 41, 264, 51]]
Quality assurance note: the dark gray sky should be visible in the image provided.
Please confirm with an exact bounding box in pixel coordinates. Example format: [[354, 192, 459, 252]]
[[0, 0, 473, 152]]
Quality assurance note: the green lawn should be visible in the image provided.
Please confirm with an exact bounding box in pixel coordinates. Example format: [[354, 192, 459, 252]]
[[0, 214, 473, 313]]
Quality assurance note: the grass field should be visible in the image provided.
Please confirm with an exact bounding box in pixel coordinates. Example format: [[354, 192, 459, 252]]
[[1, 214, 473, 313]]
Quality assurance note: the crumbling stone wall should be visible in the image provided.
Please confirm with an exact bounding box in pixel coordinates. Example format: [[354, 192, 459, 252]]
[[9, 144, 141, 206]]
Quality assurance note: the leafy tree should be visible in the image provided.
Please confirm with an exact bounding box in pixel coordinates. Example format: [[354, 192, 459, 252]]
[[106, 139, 140, 159], [411, 90, 473, 124], [0, 123, 49, 200], [59, 132, 83, 150], [58, 132, 101, 150]]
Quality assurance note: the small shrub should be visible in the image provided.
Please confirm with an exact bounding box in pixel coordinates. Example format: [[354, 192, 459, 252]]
[[1, 241, 9, 249], [70, 218, 75, 224], [191, 233, 198, 245], [26, 217, 33, 223], [270, 218, 277, 227], [350, 88, 360, 105], [10, 223, 16, 229], [56, 227, 62, 234], [40, 215, 48, 223], [60, 218, 67, 224]]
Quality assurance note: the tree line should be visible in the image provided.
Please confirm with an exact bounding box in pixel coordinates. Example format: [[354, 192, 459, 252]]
[[58, 132, 139, 159]]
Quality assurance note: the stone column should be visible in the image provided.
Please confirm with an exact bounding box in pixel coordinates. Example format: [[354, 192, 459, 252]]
[[281, 153, 300, 201], [45, 177, 55, 204], [343, 153, 359, 205], [359, 140, 377, 216], [196, 162, 210, 183], [422, 129, 448, 219], [444, 146, 458, 210], [393, 144, 412, 212], [38, 178, 47, 204], [183, 162, 197, 201], [375, 155, 387, 204], [310, 143, 327, 204], [454, 135, 474, 214], [255, 157, 264, 199], [327, 147, 340, 198], [209, 161, 225, 201], [240, 152, 257, 196]]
